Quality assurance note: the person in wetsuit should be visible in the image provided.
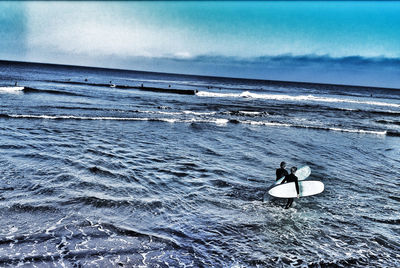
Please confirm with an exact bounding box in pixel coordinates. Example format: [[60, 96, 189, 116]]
[[276, 161, 288, 181], [281, 166, 300, 209]]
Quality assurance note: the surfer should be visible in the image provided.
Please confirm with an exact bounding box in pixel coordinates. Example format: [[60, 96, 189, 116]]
[[281, 166, 299, 209], [276, 161, 288, 181]]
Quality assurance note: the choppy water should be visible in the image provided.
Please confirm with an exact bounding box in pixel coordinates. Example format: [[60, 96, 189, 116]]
[[0, 61, 399, 267]]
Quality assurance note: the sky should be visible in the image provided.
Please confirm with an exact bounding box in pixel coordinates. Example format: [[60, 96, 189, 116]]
[[1, 1, 400, 87]]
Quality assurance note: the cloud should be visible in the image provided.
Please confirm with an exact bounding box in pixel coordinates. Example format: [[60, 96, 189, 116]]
[[25, 2, 206, 59], [3, 2, 400, 88], [24, 1, 400, 61]]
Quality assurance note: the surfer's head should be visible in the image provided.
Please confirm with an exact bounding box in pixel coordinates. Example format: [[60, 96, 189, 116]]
[[291, 166, 297, 174], [280, 162, 286, 168]]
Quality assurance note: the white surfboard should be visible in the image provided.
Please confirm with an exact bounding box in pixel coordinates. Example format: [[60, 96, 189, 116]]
[[268, 180, 324, 198], [275, 165, 311, 185]]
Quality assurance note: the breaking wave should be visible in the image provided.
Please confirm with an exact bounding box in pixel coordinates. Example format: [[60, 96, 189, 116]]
[[2, 113, 391, 136], [196, 91, 400, 108], [0, 86, 24, 93]]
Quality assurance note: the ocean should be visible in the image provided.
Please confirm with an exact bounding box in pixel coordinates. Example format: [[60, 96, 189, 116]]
[[0, 61, 399, 267]]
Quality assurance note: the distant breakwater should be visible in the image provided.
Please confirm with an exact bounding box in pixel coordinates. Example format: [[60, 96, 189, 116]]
[[42, 80, 197, 95]]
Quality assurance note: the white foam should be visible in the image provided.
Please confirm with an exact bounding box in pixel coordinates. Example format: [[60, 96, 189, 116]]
[[158, 118, 177, 123], [7, 114, 149, 121], [242, 120, 292, 127], [140, 110, 181, 115], [0, 86, 24, 93], [139, 110, 216, 116], [9, 226, 18, 233], [214, 118, 229, 125], [327, 127, 386, 135], [184, 118, 229, 126], [241, 119, 386, 135], [196, 91, 237, 98], [6, 114, 387, 135], [6, 114, 220, 125], [196, 91, 400, 108], [183, 110, 216, 115], [238, 111, 263, 115]]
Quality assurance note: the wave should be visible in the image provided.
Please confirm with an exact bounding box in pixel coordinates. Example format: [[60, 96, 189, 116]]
[[196, 91, 400, 108], [183, 110, 217, 115], [228, 110, 266, 117], [9, 203, 59, 213], [375, 120, 400, 126], [389, 195, 400, 202], [239, 120, 387, 135], [387, 131, 400, 137], [61, 195, 132, 208], [0, 86, 24, 93], [362, 215, 400, 225], [2, 114, 151, 121], [24, 104, 400, 119], [0, 113, 198, 124], [140, 110, 216, 116], [366, 110, 400, 116], [2, 113, 392, 136]]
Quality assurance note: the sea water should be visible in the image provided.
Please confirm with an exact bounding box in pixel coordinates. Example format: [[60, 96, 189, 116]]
[[0, 61, 399, 267]]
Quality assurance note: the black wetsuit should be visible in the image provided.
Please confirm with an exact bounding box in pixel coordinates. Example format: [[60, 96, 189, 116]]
[[282, 173, 299, 209], [276, 168, 288, 181]]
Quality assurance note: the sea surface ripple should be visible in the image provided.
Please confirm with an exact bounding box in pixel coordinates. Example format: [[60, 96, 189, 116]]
[[0, 62, 399, 267]]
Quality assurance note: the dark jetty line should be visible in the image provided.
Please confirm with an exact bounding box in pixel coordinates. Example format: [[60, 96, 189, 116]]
[[43, 80, 197, 95], [23, 87, 85, 96], [119, 85, 197, 95]]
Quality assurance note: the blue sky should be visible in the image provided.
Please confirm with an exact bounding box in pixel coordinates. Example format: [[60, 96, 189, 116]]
[[1, 1, 400, 87]]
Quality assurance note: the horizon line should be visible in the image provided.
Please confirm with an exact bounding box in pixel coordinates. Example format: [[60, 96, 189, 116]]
[[1, 59, 399, 91]]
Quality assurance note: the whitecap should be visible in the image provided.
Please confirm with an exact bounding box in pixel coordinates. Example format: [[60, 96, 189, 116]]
[[183, 110, 216, 115], [196, 91, 400, 108], [0, 86, 24, 93], [214, 119, 229, 125]]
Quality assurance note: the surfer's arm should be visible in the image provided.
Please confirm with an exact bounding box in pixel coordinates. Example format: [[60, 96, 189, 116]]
[[295, 177, 300, 196]]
